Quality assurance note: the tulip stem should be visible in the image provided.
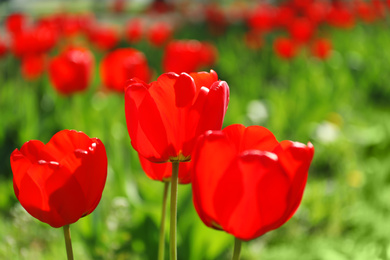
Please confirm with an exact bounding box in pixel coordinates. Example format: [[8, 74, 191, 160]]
[[158, 181, 170, 260], [63, 224, 74, 260], [232, 237, 242, 260], [170, 161, 179, 260]]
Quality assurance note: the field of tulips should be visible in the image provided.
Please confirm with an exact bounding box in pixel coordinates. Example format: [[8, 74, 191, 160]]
[[1, 0, 390, 259]]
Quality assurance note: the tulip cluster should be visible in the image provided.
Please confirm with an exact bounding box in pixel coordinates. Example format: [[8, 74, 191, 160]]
[[245, 0, 390, 59], [5, 2, 320, 259]]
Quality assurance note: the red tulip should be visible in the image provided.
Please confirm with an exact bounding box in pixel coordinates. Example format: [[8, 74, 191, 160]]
[[11, 23, 58, 57], [327, 3, 355, 29], [100, 48, 151, 92], [354, 0, 377, 23], [247, 3, 276, 32], [125, 19, 144, 44], [21, 54, 47, 80], [139, 155, 192, 184], [49, 47, 94, 95], [10, 130, 108, 228], [311, 38, 332, 59], [5, 12, 27, 35], [289, 17, 316, 43], [162, 40, 217, 73], [274, 5, 296, 28], [192, 124, 314, 241], [125, 70, 229, 163], [274, 37, 297, 59], [304, 1, 330, 24], [87, 24, 119, 51], [147, 21, 172, 47]]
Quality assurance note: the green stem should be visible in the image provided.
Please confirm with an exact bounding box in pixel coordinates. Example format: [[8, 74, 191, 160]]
[[232, 237, 242, 260], [170, 161, 179, 260], [63, 224, 74, 260], [158, 181, 170, 260]]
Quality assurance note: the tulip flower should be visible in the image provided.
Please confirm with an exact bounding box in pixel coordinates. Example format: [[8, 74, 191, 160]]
[[125, 70, 229, 163], [125, 19, 144, 44], [100, 48, 151, 92], [10, 130, 107, 259], [274, 37, 297, 59], [147, 21, 172, 47], [247, 3, 276, 32], [5, 12, 27, 35], [49, 47, 94, 95], [327, 3, 355, 29], [87, 24, 119, 51], [289, 17, 316, 44], [125, 70, 229, 260], [192, 124, 314, 258], [11, 23, 58, 57], [162, 40, 217, 73], [21, 54, 47, 80], [311, 38, 332, 59]]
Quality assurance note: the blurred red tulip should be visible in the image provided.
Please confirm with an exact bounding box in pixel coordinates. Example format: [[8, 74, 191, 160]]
[[304, 1, 330, 24], [247, 4, 276, 32], [100, 48, 151, 92], [274, 37, 297, 59], [289, 17, 316, 43], [327, 2, 355, 28], [21, 54, 47, 80], [5, 13, 27, 35], [311, 38, 332, 59], [125, 70, 229, 163], [274, 5, 296, 28], [192, 124, 314, 241], [11, 24, 58, 57], [125, 19, 144, 44], [372, 0, 386, 18], [147, 21, 173, 47], [49, 47, 94, 95], [10, 130, 108, 228], [354, 0, 377, 23], [88, 25, 119, 51], [139, 155, 192, 184], [162, 40, 217, 73]]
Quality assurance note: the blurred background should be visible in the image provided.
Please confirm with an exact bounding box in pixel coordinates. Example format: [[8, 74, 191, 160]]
[[1, 0, 390, 259]]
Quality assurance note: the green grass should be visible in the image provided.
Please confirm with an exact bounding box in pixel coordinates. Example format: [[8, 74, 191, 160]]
[[1, 18, 390, 259]]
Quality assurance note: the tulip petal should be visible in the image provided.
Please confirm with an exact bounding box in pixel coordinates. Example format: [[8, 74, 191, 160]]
[[196, 81, 229, 135], [125, 82, 173, 161], [189, 70, 218, 91], [213, 150, 290, 241], [192, 131, 237, 228], [173, 73, 196, 107], [273, 141, 314, 225]]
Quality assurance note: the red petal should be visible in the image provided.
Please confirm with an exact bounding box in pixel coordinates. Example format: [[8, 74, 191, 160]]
[[192, 131, 236, 228], [190, 70, 218, 91], [213, 151, 290, 241], [173, 73, 196, 107], [195, 81, 229, 135], [125, 82, 173, 161]]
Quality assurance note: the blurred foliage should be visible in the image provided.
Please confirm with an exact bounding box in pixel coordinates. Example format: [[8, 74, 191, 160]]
[[1, 8, 390, 260]]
